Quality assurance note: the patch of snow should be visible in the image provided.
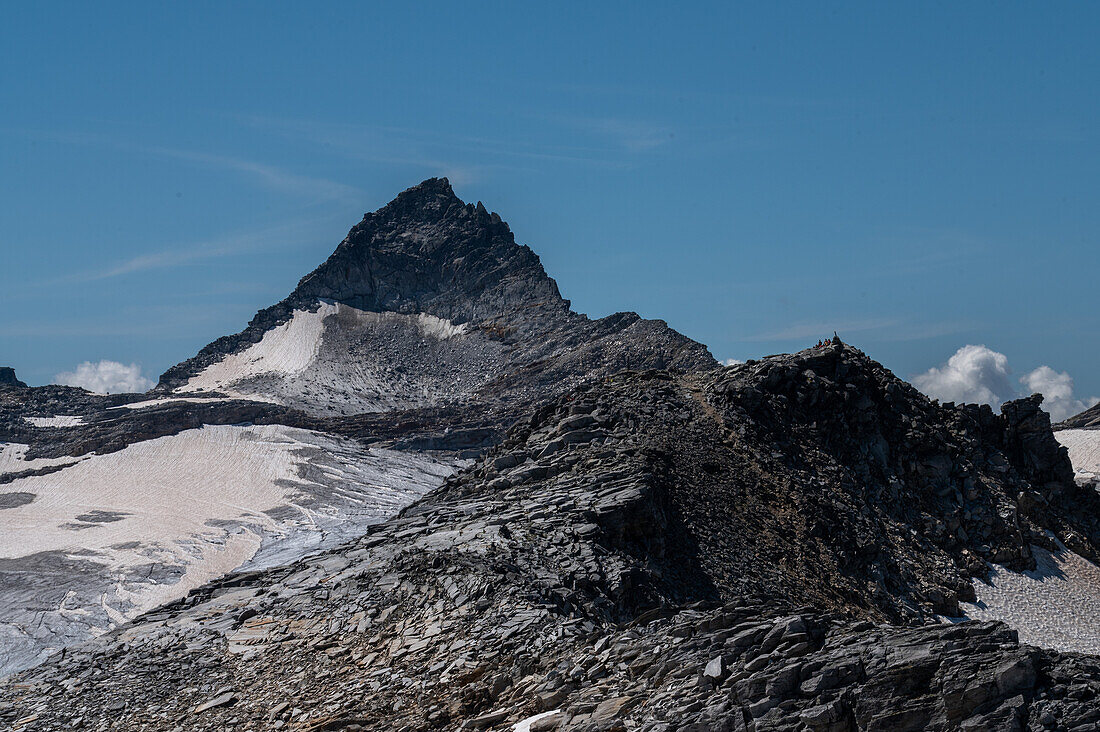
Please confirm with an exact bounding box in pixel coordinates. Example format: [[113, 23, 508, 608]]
[[173, 301, 484, 416], [960, 539, 1100, 654], [179, 301, 338, 395], [23, 416, 85, 428], [513, 710, 561, 732], [415, 312, 470, 340], [0, 424, 462, 677], [1056, 429, 1100, 484], [109, 397, 243, 410]]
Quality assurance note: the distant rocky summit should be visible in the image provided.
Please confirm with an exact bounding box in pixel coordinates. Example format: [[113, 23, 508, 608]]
[[2, 181, 1100, 731], [157, 178, 714, 419], [1058, 400, 1100, 430], [0, 367, 26, 388]]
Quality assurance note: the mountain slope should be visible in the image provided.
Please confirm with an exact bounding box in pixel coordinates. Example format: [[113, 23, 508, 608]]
[[1057, 401, 1100, 430], [6, 345, 1100, 731], [0, 180, 715, 679], [157, 178, 715, 417]]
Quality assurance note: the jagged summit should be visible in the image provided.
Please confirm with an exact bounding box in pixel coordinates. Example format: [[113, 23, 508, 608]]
[[288, 177, 566, 321], [0, 367, 26, 388], [157, 180, 714, 415]]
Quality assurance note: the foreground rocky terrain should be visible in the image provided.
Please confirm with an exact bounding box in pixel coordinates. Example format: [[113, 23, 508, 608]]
[[5, 344, 1100, 731], [4, 180, 1100, 731]]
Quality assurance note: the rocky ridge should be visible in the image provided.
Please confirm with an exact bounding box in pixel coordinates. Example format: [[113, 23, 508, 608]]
[[1057, 401, 1100, 430], [4, 344, 1100, 731]]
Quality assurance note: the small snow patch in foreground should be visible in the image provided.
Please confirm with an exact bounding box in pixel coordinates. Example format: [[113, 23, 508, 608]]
[[961, 538, 1100, 654], [513, 710, 561, 732]]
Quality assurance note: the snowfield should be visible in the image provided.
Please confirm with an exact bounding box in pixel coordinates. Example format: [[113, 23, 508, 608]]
[[956, 433, 1100, 654], [961, 539, 1100, 654], [1056, 428, 1100, 483], [0, 424, 462, 677], [173, 300, 487, 416], [180, 302, 339, 393]]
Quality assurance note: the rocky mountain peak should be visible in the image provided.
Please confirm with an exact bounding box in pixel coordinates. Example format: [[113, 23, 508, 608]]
[[0, 367, 26, 388], [157, 181, 713, 397], [288, 177, 563, 322]]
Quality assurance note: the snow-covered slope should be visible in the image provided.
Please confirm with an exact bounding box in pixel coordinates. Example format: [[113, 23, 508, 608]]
[[956, 432, 1100, 654], [173, 300, 489, 416], [1056, 428, 1100, 484], [0, 424, 461, 677], [961, 539, 1100, 654]]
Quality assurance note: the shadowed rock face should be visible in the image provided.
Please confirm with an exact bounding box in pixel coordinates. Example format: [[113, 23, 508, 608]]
[[290, 177, 566, 323], [0, 368, 26, 389]]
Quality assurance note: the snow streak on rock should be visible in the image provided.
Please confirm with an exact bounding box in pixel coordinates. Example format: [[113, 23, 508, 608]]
[[22, 416, 85, 428]]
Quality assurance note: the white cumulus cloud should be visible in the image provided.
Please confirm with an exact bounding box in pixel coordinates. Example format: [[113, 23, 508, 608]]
[[911, 345, 1017, 408], [913, 345, 1098, 422], [1020, 365, 1100, 423], [55, 361, 154, 394], [722, 358, 744, 366]]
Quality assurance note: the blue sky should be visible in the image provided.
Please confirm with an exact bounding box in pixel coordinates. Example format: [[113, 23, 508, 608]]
[[1, 2, 1098, 406]]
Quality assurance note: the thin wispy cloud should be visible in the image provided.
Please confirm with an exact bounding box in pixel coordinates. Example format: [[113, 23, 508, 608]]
[[0, 127, 362, 205], [42, 217, 333, 285], [145, 146, 362, 204], [234, 114, 650, 175], [554, 115, 673, 152], [744, 318, 976, 344], [873, 320, 980, 342], [0, 303, 252, 338]]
